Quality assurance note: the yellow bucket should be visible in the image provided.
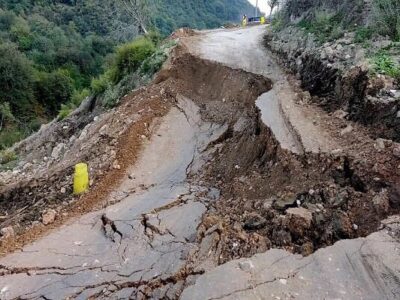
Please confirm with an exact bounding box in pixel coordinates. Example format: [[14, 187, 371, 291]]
[[73, 163, 89, 195]]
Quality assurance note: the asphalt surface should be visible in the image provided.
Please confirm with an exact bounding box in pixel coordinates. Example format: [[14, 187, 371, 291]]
[[0, 26, 399, 300]]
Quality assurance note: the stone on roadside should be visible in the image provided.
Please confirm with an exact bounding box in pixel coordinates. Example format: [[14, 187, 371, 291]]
[[340, 125, 353, 136], [374, 138, 386, 151], [393, 144, 400, 158], [42, 209, 57, 225], [285, 207, 313, 237], [51, 143, 66, 160], [373, 189, 390, 215], [243, 213, 267, 230], [0, 226, 15, 239], [273, 193, 296, 211]]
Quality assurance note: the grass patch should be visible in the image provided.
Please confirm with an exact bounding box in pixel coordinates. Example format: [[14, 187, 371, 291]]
[[298, 10, 345, 43], [371, 50, 400, 80], [354, 27, 374, 43], [0, 149, 17, 164]]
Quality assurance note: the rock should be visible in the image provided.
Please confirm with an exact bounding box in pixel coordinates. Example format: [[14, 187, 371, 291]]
[[393, 144, 400, 158], [1, 226, 15, 239], [273, 194, 296, 211], [238, 260, 254, 272], [60, 187, 66, 194], [42, 209, 57, 225], [51, 143, 66, 160], [340, 125, 353, 136], [272, 229, 292, 246], [332, 211, 353, 238], [374, 138, 386, 151], [332, 109, 348, 119], [301, 242, 314, 256], [389, 186, 400, 209], [243, 213, 267, 230], [373, 189, 390, 215], [286, 207, 313, 237]]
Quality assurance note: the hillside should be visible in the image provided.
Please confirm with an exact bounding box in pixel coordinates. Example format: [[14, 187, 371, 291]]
[[0, 0, 256, 150]]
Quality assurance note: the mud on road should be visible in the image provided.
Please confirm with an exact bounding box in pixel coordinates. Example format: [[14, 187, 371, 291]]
[[0, 26, 399, 299]]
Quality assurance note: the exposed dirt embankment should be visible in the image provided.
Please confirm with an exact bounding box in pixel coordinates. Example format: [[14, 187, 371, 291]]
[[264, 27, 400, 142], [156, 51, 400, 267], [0, 35, 399, 298]]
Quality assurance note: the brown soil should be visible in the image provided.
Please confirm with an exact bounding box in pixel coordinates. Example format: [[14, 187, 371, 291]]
[[0, 87, 172, 256], [1, 43, 399, 273]]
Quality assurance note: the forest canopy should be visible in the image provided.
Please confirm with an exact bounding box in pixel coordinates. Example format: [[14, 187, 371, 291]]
[[0, 0, 257, 149]]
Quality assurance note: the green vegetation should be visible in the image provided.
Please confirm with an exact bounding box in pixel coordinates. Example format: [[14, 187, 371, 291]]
[[152, 0, 258, 35], [0, 0, 257, 149], [298, 10, 345, 43], [112, 38, 155, 83], [372, 0, 400, 41], [371, 50, 400, 80], [93, 37, 176, 108], [0, 149, 17, 165], [354, 27, 374, 44]]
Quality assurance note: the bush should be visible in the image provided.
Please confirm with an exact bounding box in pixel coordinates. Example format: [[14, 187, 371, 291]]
[[91, 71, 112, 95], [113, 37, 155, 83], [35, 69, 74, 115], [57, 103, 75, 120], [354, 27, 374, 43], [0, 128, 25, 150], [71, 88, 90, 106], [140, 40, 175, 76], [298, 10, 344, 43], [372, 0, 400, 41], [371, 51, 400, 80], [0, 149, 17, 164]]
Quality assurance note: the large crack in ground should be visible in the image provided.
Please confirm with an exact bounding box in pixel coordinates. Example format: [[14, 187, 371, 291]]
[[0, 46, 399, 299]]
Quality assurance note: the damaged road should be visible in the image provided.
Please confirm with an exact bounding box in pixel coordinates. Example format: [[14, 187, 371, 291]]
[[0, 26, 400, 299]]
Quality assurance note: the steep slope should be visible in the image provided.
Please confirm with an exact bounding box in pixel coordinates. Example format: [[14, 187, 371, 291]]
[[0, 0, 257, 150]]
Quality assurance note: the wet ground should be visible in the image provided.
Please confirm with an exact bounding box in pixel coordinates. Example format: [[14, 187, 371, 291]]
[[0, 26, 399, 299]]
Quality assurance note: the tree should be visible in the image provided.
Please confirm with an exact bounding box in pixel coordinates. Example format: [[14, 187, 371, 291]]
[[267, 0, 280, 19], [35, 69, 74, 115], [0, 43, 35, 116], [118, 0, 149, 34]]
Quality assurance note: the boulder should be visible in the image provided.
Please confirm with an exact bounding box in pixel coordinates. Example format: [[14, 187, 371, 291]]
[[51, 143, 66, 160], [286, 207, 313, 237], [273, 194, 297, 211], [243, 213, 267, 230], [0, 226, 15, 239], [42, 209, 57, 225], [373, 190, 390, 215]]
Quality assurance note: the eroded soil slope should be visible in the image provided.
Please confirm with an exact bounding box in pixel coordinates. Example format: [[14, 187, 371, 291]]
[[0, 26, 399, 299]]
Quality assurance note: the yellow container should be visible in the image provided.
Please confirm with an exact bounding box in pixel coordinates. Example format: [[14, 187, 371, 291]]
[[261, 16, 266, 25], [73, 163, 89, 195]]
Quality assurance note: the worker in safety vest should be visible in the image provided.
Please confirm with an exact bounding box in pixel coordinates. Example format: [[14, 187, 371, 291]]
[[242, 14, 247, 26]]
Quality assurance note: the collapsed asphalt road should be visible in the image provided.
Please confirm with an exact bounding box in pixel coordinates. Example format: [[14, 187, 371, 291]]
[[0, 26, 399, 299]]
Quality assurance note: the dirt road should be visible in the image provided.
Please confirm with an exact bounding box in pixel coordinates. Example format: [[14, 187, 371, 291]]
[[0, 26, 399, 299]]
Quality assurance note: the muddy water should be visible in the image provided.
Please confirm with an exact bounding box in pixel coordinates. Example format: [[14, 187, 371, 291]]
[[0, 97, 223, 299]]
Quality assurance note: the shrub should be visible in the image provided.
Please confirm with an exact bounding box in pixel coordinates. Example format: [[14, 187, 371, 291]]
[[354, 27, 374, 43], [298, 10, 344, 43], [91, 71, 112, 95], [371, 51, 400, 79], [35, 69, 74, 114], [0, 149, 17, 164], [0, 128, 25, 150], [140, 40, 176, 76], [58, 103, 75, 120], [113, 37, 155, 83], [372, 0, 400, 41], [71, 88, 90, 106], [101, 85, 120, 108]]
